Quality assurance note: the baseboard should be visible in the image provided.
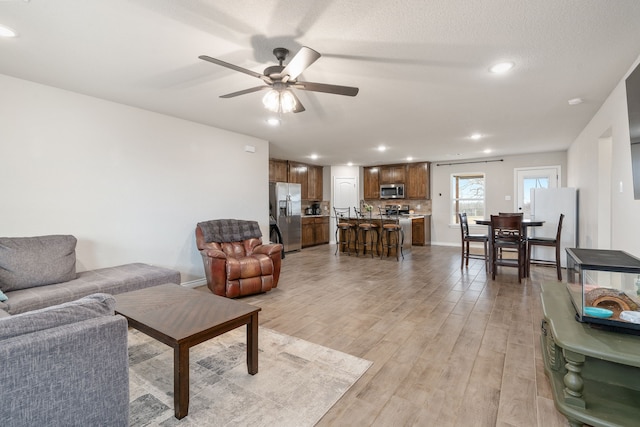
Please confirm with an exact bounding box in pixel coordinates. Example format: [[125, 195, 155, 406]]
[[181, 278, 207, 288]]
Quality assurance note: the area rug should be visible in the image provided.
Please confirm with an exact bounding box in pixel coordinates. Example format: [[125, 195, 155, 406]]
[[127, 327, 372, 427]]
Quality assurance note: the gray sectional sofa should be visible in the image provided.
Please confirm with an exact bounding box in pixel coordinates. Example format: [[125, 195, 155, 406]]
[[0, 234, 182, 426], [0, 235, 181, 316], [0, 294, 130, 426]]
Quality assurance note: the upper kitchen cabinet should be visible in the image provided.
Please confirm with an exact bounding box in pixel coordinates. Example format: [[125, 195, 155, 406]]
[[363, 167, 380, 199], [269, 159, 288, 182], [307, 165, 323, 201], [288, 162, 309, 199], [379, 165, 406, 185], [406, 162, 430, 199], [270, 159, 323, 201]]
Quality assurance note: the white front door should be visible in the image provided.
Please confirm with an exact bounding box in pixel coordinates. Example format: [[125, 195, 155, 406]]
[[514, 166, 560, 218]]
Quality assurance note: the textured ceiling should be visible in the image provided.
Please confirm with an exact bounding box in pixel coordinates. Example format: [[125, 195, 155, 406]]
[[2, 0, 640, 166]]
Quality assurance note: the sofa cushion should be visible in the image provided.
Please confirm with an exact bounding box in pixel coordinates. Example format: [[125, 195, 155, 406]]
[[0, 293, 114, 341], [0, 235, 77, 292]]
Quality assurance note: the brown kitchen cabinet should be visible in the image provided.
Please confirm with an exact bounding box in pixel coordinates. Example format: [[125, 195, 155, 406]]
[[379, 165, 406, 185], [363, 166, 380, 199], [269, 159, 288, 182], [302, 216, 329, 248], [288, 162, 309, 199], [307, 165, 323, 201], [406, 162, 430, 199], [412, 217, 425, 246], [301, 217, 315, 247], [411, 215, 431, 246]]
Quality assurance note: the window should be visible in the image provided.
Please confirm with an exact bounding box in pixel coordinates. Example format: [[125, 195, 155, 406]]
[[451, 173, 485, 223]]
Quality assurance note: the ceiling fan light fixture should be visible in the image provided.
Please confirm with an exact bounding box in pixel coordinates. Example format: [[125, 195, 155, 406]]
[[263, 89, 296, 113]]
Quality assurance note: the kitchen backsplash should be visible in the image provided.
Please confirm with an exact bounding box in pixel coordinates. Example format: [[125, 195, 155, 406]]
[[303, 200, 432, 215], [363, 199, 432, 215]]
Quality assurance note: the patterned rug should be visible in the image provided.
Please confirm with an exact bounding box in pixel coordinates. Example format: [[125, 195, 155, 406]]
[[127, 327, 372, 426]]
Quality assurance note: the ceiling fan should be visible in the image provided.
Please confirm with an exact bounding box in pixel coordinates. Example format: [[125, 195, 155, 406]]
[[198, 46, 359, 113]]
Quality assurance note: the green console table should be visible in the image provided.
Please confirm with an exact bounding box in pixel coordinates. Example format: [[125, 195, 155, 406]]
[[540, 282, 640, 427]]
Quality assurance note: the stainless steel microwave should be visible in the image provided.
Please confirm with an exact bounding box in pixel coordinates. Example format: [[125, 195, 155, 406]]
[[380, 183, 405, 199]]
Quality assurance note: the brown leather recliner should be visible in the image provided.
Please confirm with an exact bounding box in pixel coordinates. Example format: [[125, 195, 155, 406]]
[[195, 219, 283, 298]]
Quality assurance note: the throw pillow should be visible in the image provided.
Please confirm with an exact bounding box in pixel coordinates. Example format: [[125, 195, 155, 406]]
[[0, 235, 77, 292], [0, 293, 115, 341]]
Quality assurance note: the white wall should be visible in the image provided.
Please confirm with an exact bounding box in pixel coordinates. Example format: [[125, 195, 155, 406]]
[[1, 74, 269, 282], [430, 151, 567, 246], [568, 54, 640, 256]]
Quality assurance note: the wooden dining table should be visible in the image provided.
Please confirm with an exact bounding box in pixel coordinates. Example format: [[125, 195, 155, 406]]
[[474, 218, 545, 278]]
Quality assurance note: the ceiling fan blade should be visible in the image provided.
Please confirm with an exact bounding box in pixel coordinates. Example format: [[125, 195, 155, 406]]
[[281, 46, 321, 81], [290, 91, 306, 113], [199, 55, 272, 84], [220, 86, 270, 98], [293, 81, 359, 97]]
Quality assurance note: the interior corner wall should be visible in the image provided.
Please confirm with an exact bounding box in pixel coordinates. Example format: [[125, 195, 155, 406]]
[[567, 54, 640, 257], [0, 74, 269, 282]]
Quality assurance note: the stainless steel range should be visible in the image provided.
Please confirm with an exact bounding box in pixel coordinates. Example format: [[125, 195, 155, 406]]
[[384, 204, 410, 215]]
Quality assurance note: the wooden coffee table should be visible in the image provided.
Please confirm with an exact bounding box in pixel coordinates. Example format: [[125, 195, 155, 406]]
[[114, 283, 260, 419]]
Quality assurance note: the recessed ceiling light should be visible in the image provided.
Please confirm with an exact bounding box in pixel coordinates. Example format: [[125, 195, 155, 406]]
[[310, 154, 318, 160], [347, 162, 353, 166], [483, 149, 492, 154], [489, 61, 515, 74], [266, 118, 280, 126], [377, 145, 386, 152], [568, 97, 583, 106], [470, 133, 482, 140], [407, 156, 413, 161], [0, 25, 17, 38]]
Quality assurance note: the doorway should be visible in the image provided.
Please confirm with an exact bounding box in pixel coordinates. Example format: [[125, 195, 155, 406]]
[[332, 177, 358, 243], [514, 166, 560, 218]]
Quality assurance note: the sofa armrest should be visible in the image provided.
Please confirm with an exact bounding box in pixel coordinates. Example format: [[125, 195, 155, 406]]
[[0, 315, 129, 426], [201, 248, 227, 259], [199, 250, 228, 296], [253, 244, 283, 287], [253, 243, 283, 257]]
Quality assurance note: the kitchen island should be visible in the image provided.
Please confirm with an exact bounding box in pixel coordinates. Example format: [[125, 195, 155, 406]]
[[336, 215, 412, 257]]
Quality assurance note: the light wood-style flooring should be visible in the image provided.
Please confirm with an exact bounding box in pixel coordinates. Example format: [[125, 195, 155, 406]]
[[236, 244, 572, 426]]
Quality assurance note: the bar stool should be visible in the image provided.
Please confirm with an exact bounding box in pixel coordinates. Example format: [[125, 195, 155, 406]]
[[379, 207, 404, 261], [354, 207, 379, 258], [334, 207, 355, 256]]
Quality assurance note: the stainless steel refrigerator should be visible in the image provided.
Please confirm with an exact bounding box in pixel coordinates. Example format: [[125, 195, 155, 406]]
[[269, 182, 302, 252], [530, 187, 578, 267]]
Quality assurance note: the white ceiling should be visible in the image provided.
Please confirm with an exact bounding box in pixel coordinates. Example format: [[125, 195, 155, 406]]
[[2, 0, 640, 166]]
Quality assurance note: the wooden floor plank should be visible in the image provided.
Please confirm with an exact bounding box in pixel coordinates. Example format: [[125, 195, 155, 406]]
[[201, 244, 571, 426]]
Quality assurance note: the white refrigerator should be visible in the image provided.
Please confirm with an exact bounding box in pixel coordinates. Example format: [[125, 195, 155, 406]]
[[530, 188, 578, 267]]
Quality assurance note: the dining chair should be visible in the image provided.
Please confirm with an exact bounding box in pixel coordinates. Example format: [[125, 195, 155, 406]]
[[334, 207, 355, 256], [496, 212, 523, 258], [527, 213, 564, 280], [379, 207, 404, 261], [490, 214, 525, 283], [458, 213, 489, 271]]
